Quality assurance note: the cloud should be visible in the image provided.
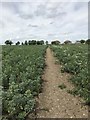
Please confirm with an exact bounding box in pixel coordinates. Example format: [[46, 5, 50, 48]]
[[35, 4, 47, 16], [28, 24, 38, 28], [0, 1, 88, 44]]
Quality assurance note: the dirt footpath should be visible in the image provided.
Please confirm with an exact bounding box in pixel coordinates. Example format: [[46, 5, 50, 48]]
[[36, 48, 88, 118]]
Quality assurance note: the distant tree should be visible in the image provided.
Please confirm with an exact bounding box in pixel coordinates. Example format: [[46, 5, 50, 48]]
[[25, 40, 28, 45], [51, 41, 54, 45], [9, 41, 13, 45], [5, 40, 9, 45], [16, 41, 20, 45], [22, 42, 24, 45], [37, 41, 40, 45], [28, 40, 32, 45], [5, 40, 13, 45], [46, 41, 48, 45], [86, 39, 90, 44], [37, 40, 44, 45], [40, 40, 44, 45], [64, 40, 72, 44], [32, 40, 37, 45], [28, 40, 37, 45], [80, 40, 85, 44], [51, 40, 60, 45]]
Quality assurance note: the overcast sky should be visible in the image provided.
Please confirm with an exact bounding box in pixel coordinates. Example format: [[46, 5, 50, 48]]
[[0, 0, 88, 44]]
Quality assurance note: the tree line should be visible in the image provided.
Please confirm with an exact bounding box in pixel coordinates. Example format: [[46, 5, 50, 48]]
[[4, 39, 90, 45], [51, 39, 90, 45], [5, 40, 48, 45]]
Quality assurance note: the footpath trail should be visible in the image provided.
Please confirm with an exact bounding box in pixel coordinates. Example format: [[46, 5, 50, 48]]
[[36, 47, 88, 118]]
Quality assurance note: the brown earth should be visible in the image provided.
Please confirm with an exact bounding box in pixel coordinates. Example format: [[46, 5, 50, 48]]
[[29, 47, 88, 119]]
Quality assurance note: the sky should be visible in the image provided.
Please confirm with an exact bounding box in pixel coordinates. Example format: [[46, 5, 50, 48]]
[[0, 0, 89, 44]]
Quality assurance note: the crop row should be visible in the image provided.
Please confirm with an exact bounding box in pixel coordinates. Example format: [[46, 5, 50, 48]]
[[51, 44, 89, 105], [2, 45, 47, 120]]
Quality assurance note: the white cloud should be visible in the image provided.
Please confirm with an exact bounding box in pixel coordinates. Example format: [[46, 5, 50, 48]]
[[0, 1, 88, 44]]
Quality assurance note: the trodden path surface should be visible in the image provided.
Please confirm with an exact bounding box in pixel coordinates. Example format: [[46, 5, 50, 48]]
[[36, 47, 88, 118]]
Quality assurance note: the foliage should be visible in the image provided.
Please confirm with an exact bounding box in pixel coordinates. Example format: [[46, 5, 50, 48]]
[[86, 39, 90, 44], [2, 45, 47, 120], [51, 40, 60, 45], [45, 41, 48, 45], [28, 40, 36, 45], [16, 41, 20, 45], [51, 44, 89, 104], [64, 40, 72, 44], [80, 40, 85, 44], [36, 40, 44, 45], [5, 40, 13, 45], [24, 41, 28, 45]]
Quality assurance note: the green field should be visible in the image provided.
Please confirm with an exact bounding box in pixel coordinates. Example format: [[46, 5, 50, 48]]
[[1, 44, 89, 119], [51, 44, 89, 104], [2, 45, 47, 120]]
